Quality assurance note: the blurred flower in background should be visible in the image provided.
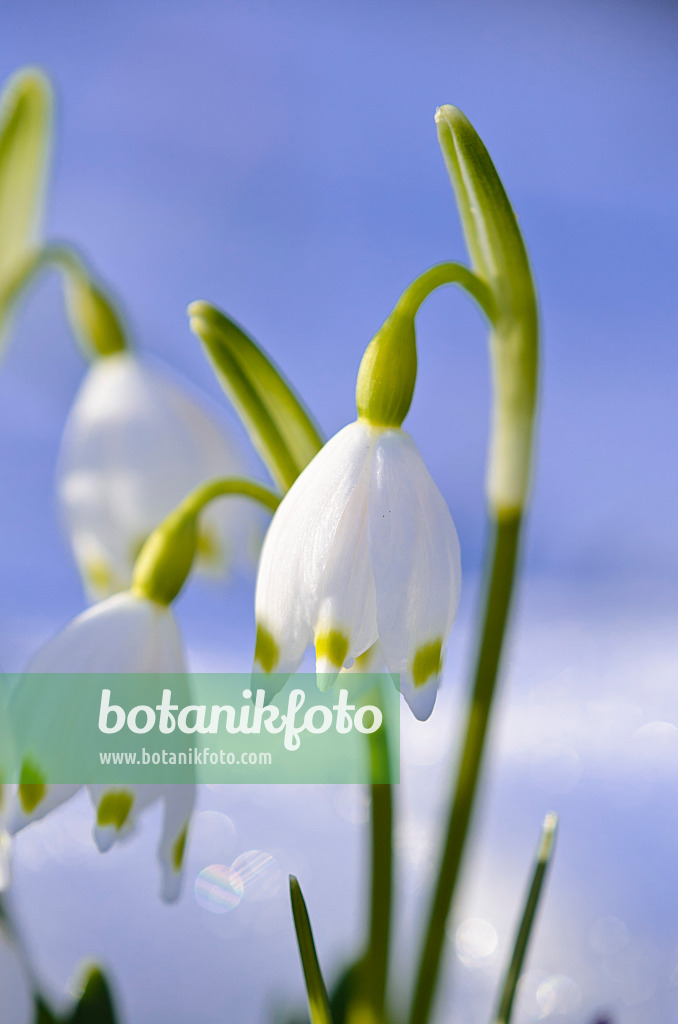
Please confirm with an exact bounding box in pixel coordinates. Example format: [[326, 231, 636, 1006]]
[[58, 351, 256, 603], [8, 590, 193, 902]]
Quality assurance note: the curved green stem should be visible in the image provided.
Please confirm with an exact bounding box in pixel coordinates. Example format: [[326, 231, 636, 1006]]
[[395, 261, 497, 324], [0, 241, 128, 357], [407, 513, 522, 1024], [132, 476, 281, 605], [178, 476, 282, 518], [355, 262, 497, 430]]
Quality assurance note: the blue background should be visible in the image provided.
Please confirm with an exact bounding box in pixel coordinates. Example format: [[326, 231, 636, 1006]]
[[1, 2, 677, 1022]]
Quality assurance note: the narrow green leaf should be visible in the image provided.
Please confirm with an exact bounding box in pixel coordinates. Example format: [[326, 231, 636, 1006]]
[[289, 875, 333, 1024], [493, 813, 558, 1024], [34, 998, 60, 1024], [188, 301, 323, 492], [435, 105, 538, 516], [0, 68, 52, 285], [68, 967, 117, 1024], [434, 105, 536, 327]]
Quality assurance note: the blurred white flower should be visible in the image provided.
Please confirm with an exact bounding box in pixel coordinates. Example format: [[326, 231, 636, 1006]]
[[8, 590, 194, 901], [254, 420, 461, 720], [58, 351, 254, 602]]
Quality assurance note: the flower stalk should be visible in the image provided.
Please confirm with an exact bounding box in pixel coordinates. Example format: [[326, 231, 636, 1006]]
[[364, 728, 393, 1024], [406, 106, 539, 1024], [0, 241, 128, 358], [132, 476, 281, 606]]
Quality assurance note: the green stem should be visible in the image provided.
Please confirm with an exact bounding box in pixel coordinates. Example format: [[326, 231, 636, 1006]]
[[179, 476, 282, 517], [396, 261, 497, 324], [0, 243, 86, 307], [0, 241, 128, 357], [494, 813, 558, 1024], [362, 722, 393, 1023], [407, 512, 522, 1024], [132, 476, 281, 605]]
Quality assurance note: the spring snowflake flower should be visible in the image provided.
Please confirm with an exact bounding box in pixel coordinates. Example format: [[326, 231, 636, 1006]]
[[58, 351, 252, 602], [8, 590, 194, 902], [254, 419, 461, 720]]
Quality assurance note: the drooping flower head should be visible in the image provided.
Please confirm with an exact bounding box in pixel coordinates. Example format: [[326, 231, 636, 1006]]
[[58, 350, 254, 602], [254, 307, 461, 720], [8, 590, 194, 902], [9, 472, 279, 901]]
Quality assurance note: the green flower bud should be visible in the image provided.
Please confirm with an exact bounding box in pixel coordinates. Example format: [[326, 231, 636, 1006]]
[[355, 309, 417, 428], [66, 275, 128, 358]]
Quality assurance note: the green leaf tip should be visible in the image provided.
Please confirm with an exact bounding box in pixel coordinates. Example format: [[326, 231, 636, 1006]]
[[0, 67, 52, 276], [69, 966, 118, 1024], [289, 875, 333, 1024], [188, 300, 323, 492], [434, 103, 536, 327], [0, 66, 53, 353], [435, 103, 539, 515], [493, 813, 559, 1024]]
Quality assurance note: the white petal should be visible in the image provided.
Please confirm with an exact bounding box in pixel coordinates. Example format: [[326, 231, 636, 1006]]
[[313, 450, 378, 684], [6, 785, 80, 835], [254, 421, 373, 675], [368, 429, 461, 720], [157, 784, 195, 902], [0, 830, 11, 892], [57, 353, 250, 601], [8, 593, 185, 832], [87, 783, 163, 851], [26, 592, 185, 674]]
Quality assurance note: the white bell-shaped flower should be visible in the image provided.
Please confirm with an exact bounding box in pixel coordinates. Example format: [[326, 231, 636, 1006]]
[[8, 590, 194, 901], [254, 419, 461, 720], [57, 351, 253, 602]]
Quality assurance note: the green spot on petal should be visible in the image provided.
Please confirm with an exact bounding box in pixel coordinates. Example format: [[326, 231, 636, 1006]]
[[18, 758, 46, 813], [412, 639, 443, 688], [82, 556, 114, 595], [316, 629, 349, 669], [97, 790, 134, 831], [197, 526, 222, 566], [255, 624, 279, 673], [353, 646, 376, 671], [172, 824, 188, 872]]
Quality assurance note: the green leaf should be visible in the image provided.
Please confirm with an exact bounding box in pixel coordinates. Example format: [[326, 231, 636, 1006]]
[[289, 875, 333, 1024], [188, 301, 323, 492], [0, 68, 52, 285], [434, 105, 536, 327], [493, 813, 558, 1024], [435, 105, 538, 515], [34, 999, 60, 1024], [68, 967, 117, 1024]]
